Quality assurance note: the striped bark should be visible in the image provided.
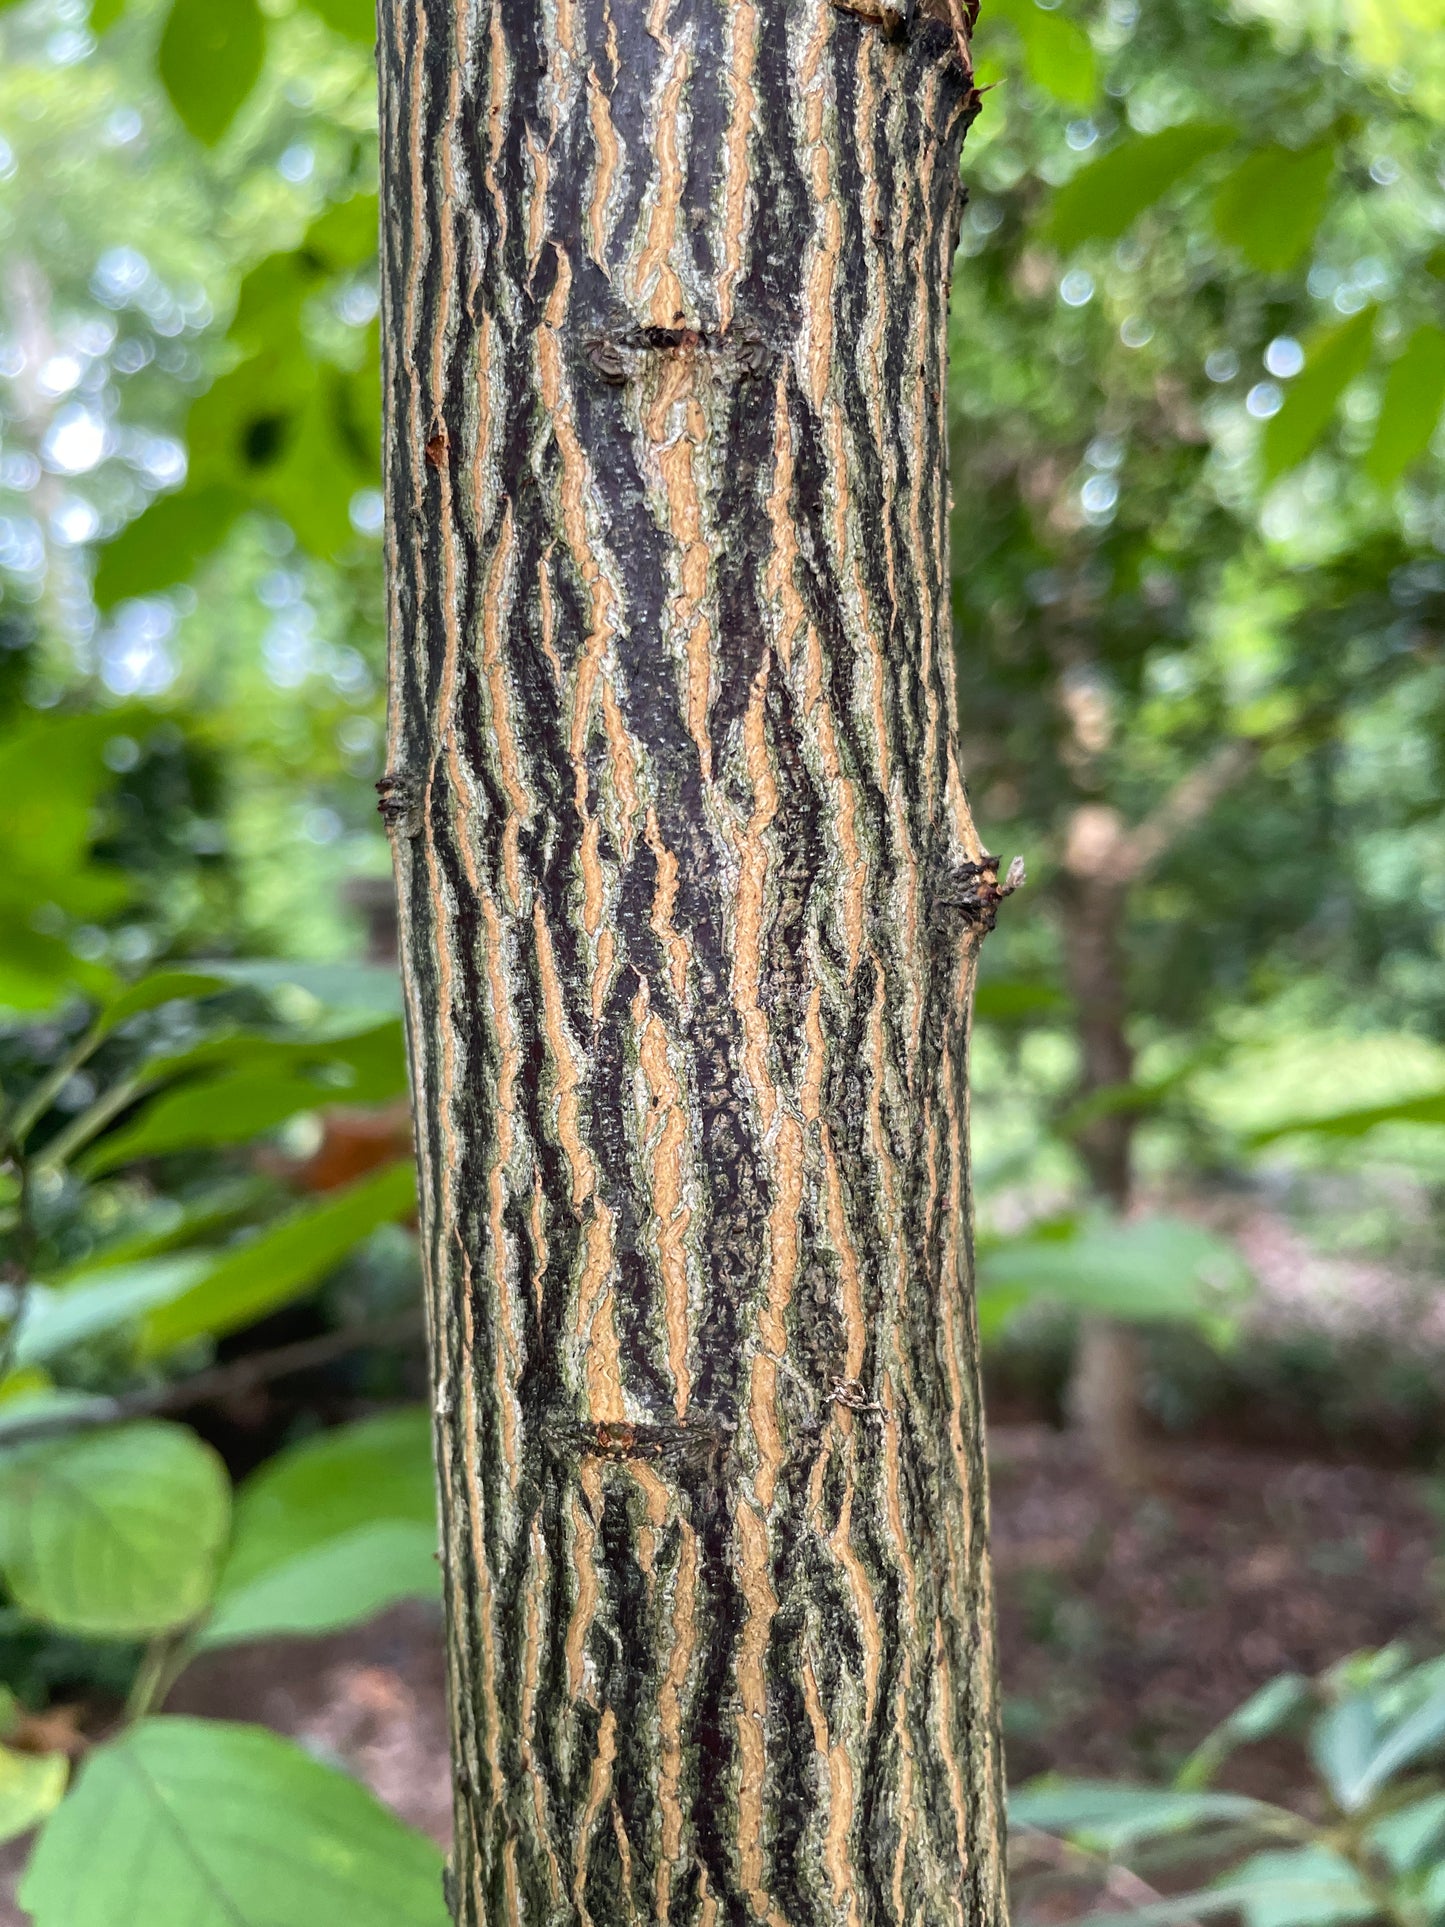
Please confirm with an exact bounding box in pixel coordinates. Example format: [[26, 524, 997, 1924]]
[[377, 1, 1007, 1920]]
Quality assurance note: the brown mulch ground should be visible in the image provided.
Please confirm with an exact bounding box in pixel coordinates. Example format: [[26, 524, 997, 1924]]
[[0, 1427, 1439, 1920]]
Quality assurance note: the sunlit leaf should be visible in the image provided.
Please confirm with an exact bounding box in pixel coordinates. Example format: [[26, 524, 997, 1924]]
[[1261, 306, 1375, 479], [142, 1160, 417, 1354], [1248, 1084, 1445, 1145], [157, 0, 266, 146], [90, 0, 127, 27], [1213, 138, 1336, 273], [1048, 123, 1234, 250], [0, 1745, 67, 1846], [299, 0, 376, 44], [986, 0, 1097, 106], [1365, 323, 1445, 487], [0, 1423, 229, 1637], [20, 1719, 447, 1927]]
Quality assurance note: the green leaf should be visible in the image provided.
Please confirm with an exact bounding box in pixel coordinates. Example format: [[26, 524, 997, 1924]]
[[0, 1423, 229, 1636], [987, 0, 1097, 105], [1261, 306, 1376, 480], [298, 0, 376, 43], [82, 1018, 407, 1173], [1049, 123, 1234, 250], [1368, 1791, 1445, 1874], [14, 1256, 211, 1367], [94, 969, 230, 1038], [1353, 1688, 1445, 1804], [203, 1522, 439, 1647], [973, 976, 1069, 1026], [977, 1213, 1247, 1335], [1177, 1674, 1312, 1789], [202, 1408, 438, 1646], [142, 1160, 417, 1354], [157, 0, 266, 146], [305, 193, 380, 269], [20, 1718, 447, 1927], [94, 485, 246, 609], [1249, 1084, 1445, 1145], [1224, 1848, 1374, 1927], [1038, 1853, 1370, 1927], [1009, 1778, 1270, 1851], [1213, 139, 1336, 273], [90, 0, 127, 27], [0, 1744, 67, 1846], [1310, 1695, 1379, 1811], [1365, 323, 1445, 487]]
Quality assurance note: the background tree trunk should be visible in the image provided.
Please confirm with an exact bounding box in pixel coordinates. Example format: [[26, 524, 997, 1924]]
[[377, 3, 1007, 1920]]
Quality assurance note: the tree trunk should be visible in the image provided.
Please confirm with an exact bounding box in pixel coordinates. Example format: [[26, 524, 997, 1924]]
[[377, 4, 1007, 1921], [1058, 804, 1146, 1487]]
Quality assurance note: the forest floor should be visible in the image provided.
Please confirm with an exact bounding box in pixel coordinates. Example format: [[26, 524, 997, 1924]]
[[1, 1424, 1438, 1921]]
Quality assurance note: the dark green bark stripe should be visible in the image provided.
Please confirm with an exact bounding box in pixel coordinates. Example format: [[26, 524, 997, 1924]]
[[377, 2, 1007, 1920]]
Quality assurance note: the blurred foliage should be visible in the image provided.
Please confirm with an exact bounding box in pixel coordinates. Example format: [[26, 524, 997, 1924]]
[[1012, 1648, 1445, 1927], [0, 0, 1442, 1911]]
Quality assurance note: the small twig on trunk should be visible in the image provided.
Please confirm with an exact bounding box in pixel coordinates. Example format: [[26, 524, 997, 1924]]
[[0, 1310, 426, 1450]]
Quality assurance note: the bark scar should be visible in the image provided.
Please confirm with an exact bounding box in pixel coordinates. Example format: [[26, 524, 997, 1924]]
[[928, 851, 1025, 937], [376, 771, 423, 838]]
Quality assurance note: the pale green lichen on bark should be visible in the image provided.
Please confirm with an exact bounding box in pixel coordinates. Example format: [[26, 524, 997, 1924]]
[[378, 0, 1009, 1919]]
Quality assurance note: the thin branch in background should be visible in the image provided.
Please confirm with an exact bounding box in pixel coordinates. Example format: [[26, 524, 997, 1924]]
[[0, 1310, 427, 1451]]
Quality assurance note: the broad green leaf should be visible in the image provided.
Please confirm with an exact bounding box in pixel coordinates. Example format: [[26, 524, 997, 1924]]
[[199, 958, 404, 1018], [1365, 323, 1445, 487], [1310, 1694, 1379, 1811], [84, 1067, 368, 1173], [94, 485, 246, 608], [202, 1521, 439, 1647], [1177, 1673, 1312, 1788], [94, 969, 229, 1037], [1353, 1688, 1445, 1804], [1367, 1791, 1445, 1873], [1063, 1855, 1372, 1927], [0, 1744, 67, 1846], [305, 193, 380, 269], [83, 1018, 407, 1173], [143, 1160, 417, 1353], [1249, 1085, 1445, 1144], [216, 1408, 435, 1592], [299, 0, 376, 43], [973, 976, 1069, 1025], [1224, 1848, 1374, 1927], [977, 1213, 1247, 1335], [91, 0, 127, 27], [157, 0, 266, 146], [203, 1408, 437, 1644], [13, 1256, 211, 1367], [1261, 306, 1376, 480], [1049, 123, 1234, 250], [0, 1423, 229, 1636], [1009, 1779, 1270, 1851], [987, 0, 1097, 106], [1213, 139, 1336, 273], [20, 1718, 447, 1927]]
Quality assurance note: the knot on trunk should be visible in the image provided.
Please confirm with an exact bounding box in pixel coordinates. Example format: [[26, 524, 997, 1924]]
[[929, 851, 1025, 939]]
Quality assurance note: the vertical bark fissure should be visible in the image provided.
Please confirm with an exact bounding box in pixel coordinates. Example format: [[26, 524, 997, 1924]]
[[379, 2, 1007, 1919]]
